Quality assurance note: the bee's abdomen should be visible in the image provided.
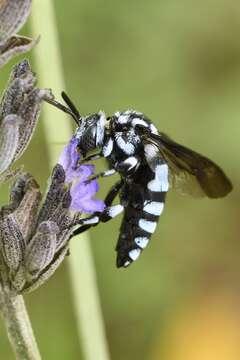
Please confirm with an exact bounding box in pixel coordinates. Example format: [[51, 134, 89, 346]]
[[116, 164, 168, 268]]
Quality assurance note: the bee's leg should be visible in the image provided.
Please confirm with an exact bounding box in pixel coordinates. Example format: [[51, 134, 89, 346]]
[[79, 153, 103, 163], [85, 169, 116, 183], [104, 179, 124, 205], [115, 156, 140, 176], [86, 155, 140, 184], [70, 180, 124, 237], [84, 156, 140, 185]]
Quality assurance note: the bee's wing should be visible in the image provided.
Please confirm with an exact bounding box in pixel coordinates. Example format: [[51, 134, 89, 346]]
[[145, 132, 232, 198]]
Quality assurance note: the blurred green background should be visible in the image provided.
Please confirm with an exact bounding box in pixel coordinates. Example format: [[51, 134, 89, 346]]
[[0, 0, 240, 359]]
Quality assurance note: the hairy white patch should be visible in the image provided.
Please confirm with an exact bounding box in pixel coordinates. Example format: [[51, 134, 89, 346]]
[[150, 124, 158, 134], [144, 143, 159, 160], [139, 219, 157, 233], [108, 204, 124, 218], [75, 126, 84, 139], [117, 114, 129, 124], [135, 237, 149, 249], [102, 138, 113, 157], [116, 136, 135, 155], [129, 110, 143, 116], [122, 110, 142, 116], [124, 260, 131, 267], [96, 111, 106, 146], [143, 201, 164, 216], [147, 164, 169, 192], [132, 118, 148, 128], [129, 248, 141, 261]]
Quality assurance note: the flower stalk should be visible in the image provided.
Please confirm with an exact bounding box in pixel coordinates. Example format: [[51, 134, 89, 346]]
[[0, 285, 41, 360]]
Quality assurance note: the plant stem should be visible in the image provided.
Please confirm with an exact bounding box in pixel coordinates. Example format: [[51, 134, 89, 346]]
[[0, 284, 41, 360], [30, 1, 110, 359]]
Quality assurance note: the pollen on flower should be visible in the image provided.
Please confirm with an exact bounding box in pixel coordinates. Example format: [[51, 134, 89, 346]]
[[58, 136, 105, 214]]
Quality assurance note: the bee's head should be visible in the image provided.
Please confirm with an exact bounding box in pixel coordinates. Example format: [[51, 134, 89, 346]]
[[51, 92, 106, 157], [75, 111, 106, 156]]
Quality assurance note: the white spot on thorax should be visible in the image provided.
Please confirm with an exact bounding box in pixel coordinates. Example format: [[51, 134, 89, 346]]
[[117, 114, 129, 124], [150, 124, 159, 134], [115, 135, 136, 155], [143, 201, 164, 216], [129, 248, 141, 261], [144, 143, 159, 159], [102, 138, 113, 157], [135, 237, 149, 249], [132, 118, 148, 128], [96, 111, 106, 146], [147, 164, 169, 192], [139, 219, 157, 233]]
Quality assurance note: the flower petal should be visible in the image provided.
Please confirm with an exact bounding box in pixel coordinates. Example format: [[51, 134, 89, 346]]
[[69, 137, 79, 167], [79, 198, 106, 214], [70, 180, 98, 207], [76, 164, 95, 180], [70, 179, 105, 213], [58, 142, 71, 173], [58, 137, 105, 215], [58, 136, 95, 183]]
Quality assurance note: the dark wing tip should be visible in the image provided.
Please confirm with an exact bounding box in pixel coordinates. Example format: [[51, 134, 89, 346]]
[[210, 179, 233, 198], [196, 167, 233, 198]]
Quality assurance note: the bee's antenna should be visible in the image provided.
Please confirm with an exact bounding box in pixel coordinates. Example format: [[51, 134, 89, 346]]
[[45, 92, 82, 126], [61, 92, 81, 120]]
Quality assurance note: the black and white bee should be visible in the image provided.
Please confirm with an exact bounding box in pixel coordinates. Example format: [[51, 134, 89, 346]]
[[48, 92, 232, 268]]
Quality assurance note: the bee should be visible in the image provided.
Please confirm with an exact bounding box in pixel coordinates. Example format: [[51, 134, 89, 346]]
[[48, 92, 232, 268]]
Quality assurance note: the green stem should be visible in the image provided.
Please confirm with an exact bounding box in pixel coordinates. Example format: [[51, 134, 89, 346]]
[[30, 1, 110, 359], [0, 284, 41, 360]]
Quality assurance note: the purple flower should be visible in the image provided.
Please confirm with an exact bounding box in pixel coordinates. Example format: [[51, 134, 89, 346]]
[[58, 137, 105, 214]]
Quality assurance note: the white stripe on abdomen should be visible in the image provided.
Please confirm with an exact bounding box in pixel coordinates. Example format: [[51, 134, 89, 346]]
[[143, 201, 164, 216], [139, 219, 157, 233], [147, 164, 169, 192]]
